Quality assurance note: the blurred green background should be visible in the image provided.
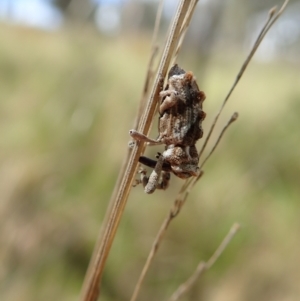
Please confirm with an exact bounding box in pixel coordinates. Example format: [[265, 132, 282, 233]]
[[1, 1, 300, 301]]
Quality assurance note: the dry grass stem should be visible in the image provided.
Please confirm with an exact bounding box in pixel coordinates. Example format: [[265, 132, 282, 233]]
[[130, 171, 204, 301], [138, 46, 159, 120], [168, 223, 241, 301], [80, 1, 193, 301], [199, 112, 238, 169], [151, 0, 164, 49], [199, 0, 289, 159], [173, 0, 199, 62], [136, 0, 164, 127]]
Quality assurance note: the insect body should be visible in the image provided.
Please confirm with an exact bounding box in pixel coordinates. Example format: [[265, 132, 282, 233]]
[[130, 64, 206, 193]]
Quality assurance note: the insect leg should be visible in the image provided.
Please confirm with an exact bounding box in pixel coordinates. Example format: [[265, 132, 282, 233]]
[[129, 129, 163, 145], [144, 153, 164, 194]]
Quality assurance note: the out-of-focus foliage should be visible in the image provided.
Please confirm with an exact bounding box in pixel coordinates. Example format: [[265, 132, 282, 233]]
[[0, 1, 300, 300]]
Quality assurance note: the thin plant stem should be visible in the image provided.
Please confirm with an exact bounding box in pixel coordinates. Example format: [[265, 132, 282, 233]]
[[173, 0, 199, 63], [168, 223, 240, 301], [136, 0, 164, 127], [199, 0, 289, 160], [80, 1, 192, 301], [199, 112, 238, 169], [130, 171, 204, 301], [151, 0, 165, 49]]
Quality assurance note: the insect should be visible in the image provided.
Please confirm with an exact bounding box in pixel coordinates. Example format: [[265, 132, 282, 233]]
[[129, 64, 206, 193]]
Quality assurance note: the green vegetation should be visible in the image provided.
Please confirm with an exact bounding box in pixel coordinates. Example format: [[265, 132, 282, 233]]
[[1, 24, 299, 301]]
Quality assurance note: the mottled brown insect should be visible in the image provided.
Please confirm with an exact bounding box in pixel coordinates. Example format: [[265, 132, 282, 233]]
[[130, 64, 206, 193]]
